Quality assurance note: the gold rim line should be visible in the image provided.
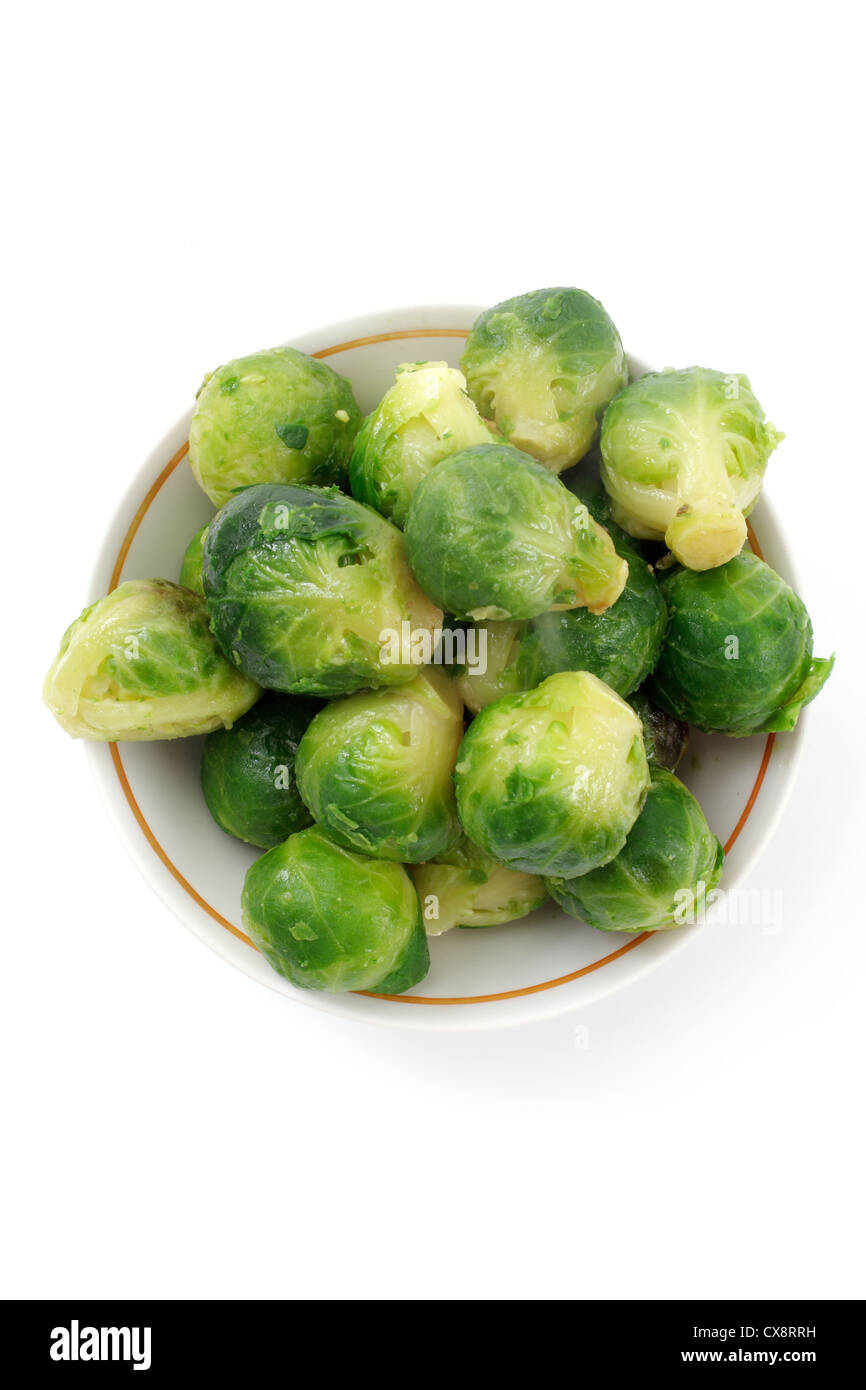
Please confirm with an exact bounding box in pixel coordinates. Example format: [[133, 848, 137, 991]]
[[107, 328, 775, 1006], [746, 519, 764, 562], [110, 440, 191, 593], [109, 743, 254, 948], [313, 328, 470, 358]]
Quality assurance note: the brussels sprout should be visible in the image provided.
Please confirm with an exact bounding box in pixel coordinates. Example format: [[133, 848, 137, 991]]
[[203, 483, 443, 697], [546, 768, 723, 932], [295, 669, 463, 862], [649, 553, 834, 735], [600, 367, 784, 570], [455, 619, 526, 715], [189, 346, 362, 507], [200, 692, 318, 848], [349, 361, 491, 526], [455, 531, 665, 712], [411, 834, 547, 935], [178, 522, 209, 595], [241, 825, 429, 993], [628, 688, 688, 773], [461, 288, 627, 471], [455, 670, 649, 877], [404, 444, 627, 621], [43, 580, 260, 741]]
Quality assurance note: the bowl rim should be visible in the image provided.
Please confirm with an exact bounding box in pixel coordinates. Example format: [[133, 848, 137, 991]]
[[83, 303, 804, 1030]]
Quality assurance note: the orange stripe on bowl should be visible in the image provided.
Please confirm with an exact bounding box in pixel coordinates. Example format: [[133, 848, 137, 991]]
[[313, 328, 470, 359], [109, 743, 253, 948], [746, 519, 764, 561], [109, 441, 191, 592], [722, 733, 775, 856]]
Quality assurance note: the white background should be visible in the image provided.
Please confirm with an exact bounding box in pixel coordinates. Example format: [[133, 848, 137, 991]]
[[4, 1, 865, 1299]]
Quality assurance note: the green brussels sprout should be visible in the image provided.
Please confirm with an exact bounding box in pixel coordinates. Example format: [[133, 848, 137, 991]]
[[455, 619, 526, 715], [455, 670, 650, 877], [203, 483, 443, 697], [43, 580, 260, 741], [628, 688, 688, 773], [241, 825, 429, 993], [649, 553, 834, 735], [189, 346, 362, 507], [178, 522, 209, 595], [411, 833, 547, 935], [600, 367, 784, 570], [200, 692, 318, 848], [295, 669, 463, 862], [404, 444, 627, 621], [461, 288, 627, 471], [455, 531, 665, 713], [349, 361, 491, 526], [546, 768, 723, 932]]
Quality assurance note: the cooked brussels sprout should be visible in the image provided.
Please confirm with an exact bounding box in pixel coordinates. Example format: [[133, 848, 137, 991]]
[[43, 580, 260, 741], [455, 619, 526, 715], [461, 288, 627, 471], [200, 692, 318, 848], [649, 553, 834, 735], [455, 670, 650, 877], [628, 688, 688, 773], [189, 346, 362, 506], [600, 367, 783, 570], [203, 483, 443, 697], [178, 522, 209, 595], [295, 669, 463, 862], [241, 825, 429, 993], [349, 361, 491, 526], [546, 768, 723, 931], [455, 529, 665, 712], [411, 833, 547, 935], [404, 444, 627, 621]]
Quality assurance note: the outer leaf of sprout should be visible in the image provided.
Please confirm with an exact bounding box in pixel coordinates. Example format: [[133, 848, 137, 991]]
[[178, 523, 209, 595], [760, 656, 835, 732]]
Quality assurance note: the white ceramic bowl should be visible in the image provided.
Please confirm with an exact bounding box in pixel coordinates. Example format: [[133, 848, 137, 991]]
[[86, 304, 803, 1030]]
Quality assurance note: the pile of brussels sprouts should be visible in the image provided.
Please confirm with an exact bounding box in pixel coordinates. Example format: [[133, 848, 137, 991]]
[[43, 288, 834, 996]]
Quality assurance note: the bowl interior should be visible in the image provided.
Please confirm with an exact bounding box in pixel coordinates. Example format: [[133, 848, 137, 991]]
[[85, 306, 802, 1030]]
